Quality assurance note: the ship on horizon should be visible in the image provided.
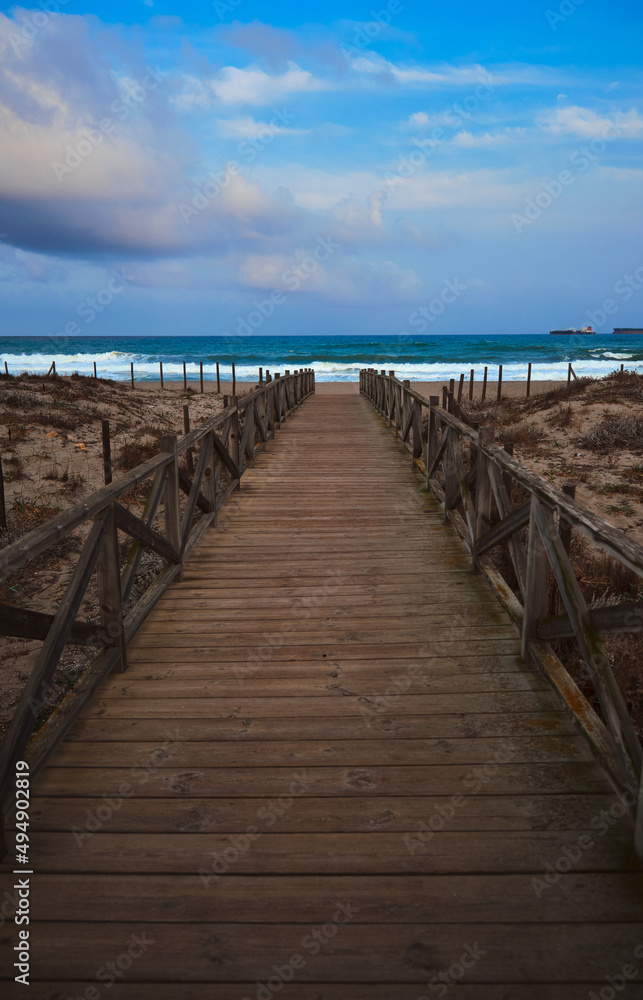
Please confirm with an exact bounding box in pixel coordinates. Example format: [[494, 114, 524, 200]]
[[550, 326, 595, 335], [613, 327, 643, 334]]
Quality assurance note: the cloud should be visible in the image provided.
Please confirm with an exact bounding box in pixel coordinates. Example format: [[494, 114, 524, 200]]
[[216, 115, 309, 138], [539, 104, 643, 138], [349, 56, 560, 88], [176, 62, 331, 109]]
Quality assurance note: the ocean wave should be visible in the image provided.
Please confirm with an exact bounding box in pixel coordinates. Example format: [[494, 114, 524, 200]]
[[1, 350, 641, 382]]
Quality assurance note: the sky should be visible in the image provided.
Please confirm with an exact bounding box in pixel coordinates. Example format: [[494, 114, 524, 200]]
[[1, 0, 642, 338]]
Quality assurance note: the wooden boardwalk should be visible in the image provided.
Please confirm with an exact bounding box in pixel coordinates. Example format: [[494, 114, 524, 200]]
[[2, 391, 643, 997]]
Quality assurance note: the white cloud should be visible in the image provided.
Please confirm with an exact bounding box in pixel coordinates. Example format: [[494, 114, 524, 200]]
[[540, 105, 643, 138], [349, 56, 561, 88], [214, 63, 326, 104], [216, 115, 309, 139]]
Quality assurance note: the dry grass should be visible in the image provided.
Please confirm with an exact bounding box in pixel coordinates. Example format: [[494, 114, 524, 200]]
[[117, 439, 160, 471], [580, 414, 643, 452]]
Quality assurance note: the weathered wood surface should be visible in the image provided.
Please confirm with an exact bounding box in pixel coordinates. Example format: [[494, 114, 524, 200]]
[[1, 393, 641, 996]]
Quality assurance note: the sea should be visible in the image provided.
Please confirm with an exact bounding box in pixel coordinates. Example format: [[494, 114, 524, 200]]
[[0, 334, 641, 383]]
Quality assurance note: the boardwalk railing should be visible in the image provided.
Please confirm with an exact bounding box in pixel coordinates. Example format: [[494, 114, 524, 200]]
[[0, 370, 314, 848], [360, 368, 643, 856]]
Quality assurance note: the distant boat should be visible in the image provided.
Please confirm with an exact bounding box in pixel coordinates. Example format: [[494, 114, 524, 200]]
[[550, 326, 595, 335], [613, 327, 643, 334]]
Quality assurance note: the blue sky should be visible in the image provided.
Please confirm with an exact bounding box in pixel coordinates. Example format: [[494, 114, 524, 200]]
[[1, 0, 642, 338]]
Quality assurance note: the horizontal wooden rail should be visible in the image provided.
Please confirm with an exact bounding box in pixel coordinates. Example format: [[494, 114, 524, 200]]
[[360, 367, 643, 859], [0, 370, 315, 853]]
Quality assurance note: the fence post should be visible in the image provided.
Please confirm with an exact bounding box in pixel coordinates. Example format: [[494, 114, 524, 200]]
[[96, 506, 127, 673], [93, 362, 97, 379], [521, 495, 551, 661], [526, 362, 532, 397], [159, 361, 164, 389], [130, 362, 134, 388], [497, 364, 503, 402], [482, 366, 488, 403], [426, 396, 439, 489], [458, 374, 464, 405], [160, 435, 182, 579], [183, 361, 187, 392], [469, 369, 474, 401], [200, 362, 204, 394], [232, 362, 236, 397], [472, 426, 495, 572], [0, 454, 6, 531], [216, 362, 220, 394], [230, 397, 241, 490], [101, 420, 112, 486], [183, 404, 193, 474]]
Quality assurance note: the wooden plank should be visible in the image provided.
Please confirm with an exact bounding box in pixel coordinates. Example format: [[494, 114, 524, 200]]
[[538, 601, 643, 639], [51, 734, 591, 767], [64, 711, 572, 742], [16, 987, 639, 1000], [113, 501, 180, 565], [33, 761, 612, 797], [0, 603, 110, 646], [6, 922, 643, 982], [19, 829, 637, 874], [94, 674, 547, 699], [26, 793, 615, 836]]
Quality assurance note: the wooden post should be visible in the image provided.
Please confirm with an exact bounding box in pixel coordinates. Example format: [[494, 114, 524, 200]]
[[259, 368, 263, 383], [469, 369, 474, 401], [521, 495, 551, 661], [130, 362, 134, 388], [183, 361, 187, 391], [411, 400, 423, 459], [482, 366, 488, 402], [101, 419, 112, 486], [183, 404, 193, 474], [472, 426, 495, 572], [0, 454, 6, 531], [216, 362, 220, 394], [203, 433, 216, 522], [232, 362, 236, 397], [96, 507, 128, 673], [426, 396, 439, 489], [503, 441, 514, 502], [93, 361, 97, 379], [567, 362, 572, 388], [442, 386, 448, 410], [457, 374, 464, 405], [526, 362, 532, 398], [560, 483, 576, 555], [497, 364, 503, 402], [3, 361, 8, 376], [159, 361, 164, 389], [160, 435, 182, 578], [230, 397, 240, 491], [200, 362, 204, 394]]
